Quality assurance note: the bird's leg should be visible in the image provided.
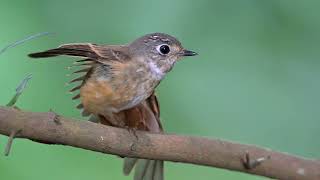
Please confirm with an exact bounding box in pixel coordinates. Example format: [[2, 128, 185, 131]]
[[125, 126, 139, 140], [96, 114, 138, 140]]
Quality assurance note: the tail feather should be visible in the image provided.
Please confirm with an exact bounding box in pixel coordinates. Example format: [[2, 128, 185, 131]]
[[134, 159, 150, 180], [154, 160, 164, 180], [121, 93, 164, 180], [124, 158, 138, 175], [143, 160, 156, 180], [124, 159, 163, 180]]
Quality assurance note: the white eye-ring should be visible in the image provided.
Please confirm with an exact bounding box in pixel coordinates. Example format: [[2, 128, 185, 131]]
[[156, 44, 170, 55]]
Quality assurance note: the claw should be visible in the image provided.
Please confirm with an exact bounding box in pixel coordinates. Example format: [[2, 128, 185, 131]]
[[125, 126, 139, 140]]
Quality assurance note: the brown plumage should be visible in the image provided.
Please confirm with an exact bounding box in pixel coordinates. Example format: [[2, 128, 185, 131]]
[[29, 42, 164, 180], [28, 33, 197, 180]]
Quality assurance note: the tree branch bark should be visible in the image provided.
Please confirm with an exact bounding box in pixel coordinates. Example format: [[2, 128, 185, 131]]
[[0, 106, 319, 180]]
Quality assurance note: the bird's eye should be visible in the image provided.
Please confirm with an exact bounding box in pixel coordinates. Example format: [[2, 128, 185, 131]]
[[157, 44, 170, 55]]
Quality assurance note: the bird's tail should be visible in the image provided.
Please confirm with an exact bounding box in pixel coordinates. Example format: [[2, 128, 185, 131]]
[[98, 93, 164, 180], [124, 158, 163, 180]]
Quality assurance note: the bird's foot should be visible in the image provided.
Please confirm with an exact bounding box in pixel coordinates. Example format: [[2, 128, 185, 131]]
[[125, 126, 139, 140]]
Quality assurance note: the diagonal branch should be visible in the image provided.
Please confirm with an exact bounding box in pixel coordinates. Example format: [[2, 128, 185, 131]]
[[0, 106, 319, 180]]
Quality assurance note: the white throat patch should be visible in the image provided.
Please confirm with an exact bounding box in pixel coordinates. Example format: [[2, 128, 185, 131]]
[[148, 61, 165, 79]]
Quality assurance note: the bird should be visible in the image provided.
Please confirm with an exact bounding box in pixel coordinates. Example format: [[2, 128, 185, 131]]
[[28, 32, 197, 180]]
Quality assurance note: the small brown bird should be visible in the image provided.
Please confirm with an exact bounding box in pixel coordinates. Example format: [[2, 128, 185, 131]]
[[28, 33, 197, 180]]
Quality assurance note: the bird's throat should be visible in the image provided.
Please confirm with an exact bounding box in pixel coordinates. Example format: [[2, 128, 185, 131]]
[[148, 61, 165, 80]]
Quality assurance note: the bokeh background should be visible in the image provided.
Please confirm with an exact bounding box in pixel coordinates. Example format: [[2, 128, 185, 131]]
[[1, 0, 319, 179]]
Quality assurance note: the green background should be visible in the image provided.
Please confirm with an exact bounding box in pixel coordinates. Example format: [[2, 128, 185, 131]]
[[1, 0, 319, 180]]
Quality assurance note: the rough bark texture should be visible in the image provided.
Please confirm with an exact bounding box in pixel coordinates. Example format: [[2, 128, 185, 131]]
[[0, 106, 319, 180]]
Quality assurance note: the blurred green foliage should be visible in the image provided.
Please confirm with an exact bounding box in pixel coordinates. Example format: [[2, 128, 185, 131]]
[[0, 0, 319, 180]]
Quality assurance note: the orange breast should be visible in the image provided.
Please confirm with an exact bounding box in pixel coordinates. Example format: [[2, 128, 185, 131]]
[[79, 60, 152, 116], [80, 79, 115, 115]]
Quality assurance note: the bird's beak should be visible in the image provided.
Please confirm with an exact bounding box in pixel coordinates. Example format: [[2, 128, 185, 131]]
[[181, 49, 198, 56]]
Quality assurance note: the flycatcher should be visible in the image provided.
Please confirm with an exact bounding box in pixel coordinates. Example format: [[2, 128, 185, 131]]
[[28, 32, 197, 180]]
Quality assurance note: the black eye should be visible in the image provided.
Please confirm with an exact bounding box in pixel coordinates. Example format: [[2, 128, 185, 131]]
[[158, 44, 170, 55]]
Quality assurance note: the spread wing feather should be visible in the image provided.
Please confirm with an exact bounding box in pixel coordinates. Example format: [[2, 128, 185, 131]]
[[28, 43, 130, 117]]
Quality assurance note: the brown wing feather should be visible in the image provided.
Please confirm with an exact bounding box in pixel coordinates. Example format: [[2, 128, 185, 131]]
[[146, 92, 162, 131], [99, 92, 162, 132], [28, 43, 130, 117], [28, 43, 130, 63], [28, 43, 99, 59]]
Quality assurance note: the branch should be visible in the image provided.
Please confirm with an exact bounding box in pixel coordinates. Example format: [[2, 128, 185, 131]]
[[0, 106, 319, 180]]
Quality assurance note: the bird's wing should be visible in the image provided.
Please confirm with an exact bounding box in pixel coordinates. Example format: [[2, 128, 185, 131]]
[[28, 43, 130, 63], [28, 43, 130, 116]]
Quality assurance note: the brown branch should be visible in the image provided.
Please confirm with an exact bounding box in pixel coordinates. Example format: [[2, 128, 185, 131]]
[[0, 106, 319, 180]]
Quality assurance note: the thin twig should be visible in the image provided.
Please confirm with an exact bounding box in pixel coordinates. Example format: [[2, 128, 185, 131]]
[[4, 129, 21, 156], [0, 32, 51, 55], [2, 32, 50, 106]]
